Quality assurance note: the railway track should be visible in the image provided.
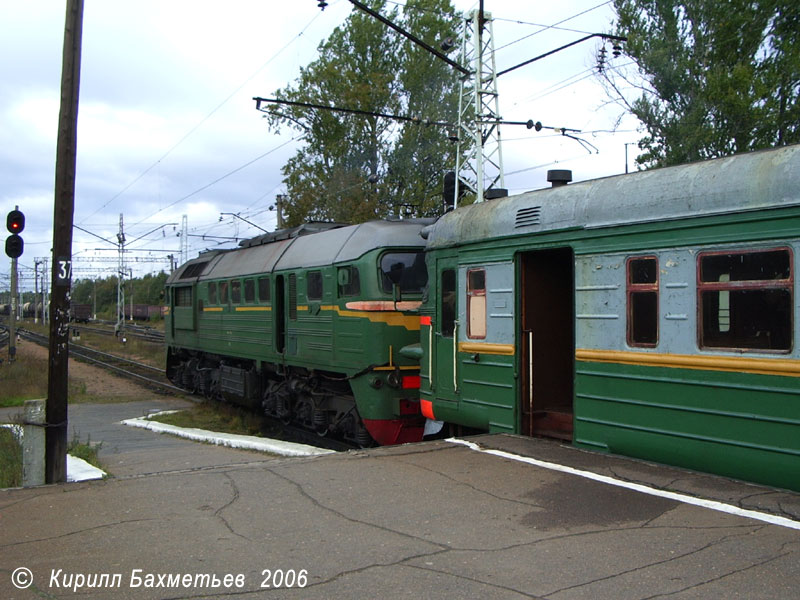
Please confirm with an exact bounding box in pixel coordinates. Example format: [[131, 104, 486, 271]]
[[17, 328, 181, 394], [15, 328, 353, 452], [72, 323, 165, 343]]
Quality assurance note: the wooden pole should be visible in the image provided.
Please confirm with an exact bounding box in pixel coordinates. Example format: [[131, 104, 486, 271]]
[[46, 0, 84, 484]]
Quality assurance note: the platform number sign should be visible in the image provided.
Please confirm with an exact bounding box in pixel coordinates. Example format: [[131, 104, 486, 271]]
[[56, 258, 72, 287]]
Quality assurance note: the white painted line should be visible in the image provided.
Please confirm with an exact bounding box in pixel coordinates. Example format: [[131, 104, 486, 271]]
[[121, 416, 335, 457], [446, 438, 800, 531]]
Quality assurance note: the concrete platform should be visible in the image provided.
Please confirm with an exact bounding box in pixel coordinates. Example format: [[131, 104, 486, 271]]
[[2, 403, 800, 599]]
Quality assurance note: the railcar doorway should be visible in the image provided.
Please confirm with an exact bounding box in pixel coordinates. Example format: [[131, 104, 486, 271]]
[[519, 248, 575, 440]]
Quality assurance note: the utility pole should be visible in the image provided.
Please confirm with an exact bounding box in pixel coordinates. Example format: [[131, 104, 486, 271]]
[[274, 195, 286, 229], [9, 249, 17, 362], [47, 0, 84, 484], [116, 213, 125, 333], [179, 214, 188, 266], [34, 259, 39, 324]]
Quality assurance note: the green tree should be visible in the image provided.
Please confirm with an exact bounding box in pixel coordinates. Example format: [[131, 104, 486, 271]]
[[266, 0, 461, 225], [602, 0, 800, 167]]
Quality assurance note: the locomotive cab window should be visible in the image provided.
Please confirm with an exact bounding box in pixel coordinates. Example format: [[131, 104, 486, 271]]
[[208, 282, 217, 305], [307, 271, 323, 301], [244, 279, 255, 303], [219, 281, 229, 305], [627, 256, 658, 347], [258, 277, 270, 303], [699, 248, 793, 351], [338, 266, 360, 297], [380, 252, 428, 294], [467, 269, 486, 339], [231, 279, 241, 304]]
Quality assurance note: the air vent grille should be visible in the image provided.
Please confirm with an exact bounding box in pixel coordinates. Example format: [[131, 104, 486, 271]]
[[515, 206, 542, 228]]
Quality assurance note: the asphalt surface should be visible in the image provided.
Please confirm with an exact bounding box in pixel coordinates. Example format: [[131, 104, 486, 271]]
[[2, 399, 800, 599]]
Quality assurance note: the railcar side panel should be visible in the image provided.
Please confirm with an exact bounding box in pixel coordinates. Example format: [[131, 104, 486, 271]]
[[421, 146, 800, 491]]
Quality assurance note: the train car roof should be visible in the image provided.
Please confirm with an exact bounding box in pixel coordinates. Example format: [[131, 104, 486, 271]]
[[425, 144, 800, 249], [166, 219, 431, 284]]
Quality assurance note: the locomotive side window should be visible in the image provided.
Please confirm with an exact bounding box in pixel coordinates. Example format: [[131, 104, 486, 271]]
[[175, 286, 192, 307], [441, 269, 456, 338], [307, 271, 323, 301], [208, 282, 217, 305], [467, 269, 486, 339], [338, 266, 360, 297], [258, 277, 271, 302], [244, 279, 255, 303], [627, 256, 659, 347], [219, 281, 229, 305], [699, 248, 793, 351], [231, 279, 241, 304], [380, 252, 428, 293]]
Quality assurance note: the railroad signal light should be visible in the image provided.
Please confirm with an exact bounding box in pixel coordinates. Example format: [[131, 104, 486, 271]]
[[5, 209, 25, 258], [7, 209, 24, 234]]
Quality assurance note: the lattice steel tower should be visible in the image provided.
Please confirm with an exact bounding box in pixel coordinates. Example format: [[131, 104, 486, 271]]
[[453, 9, 505, 208]]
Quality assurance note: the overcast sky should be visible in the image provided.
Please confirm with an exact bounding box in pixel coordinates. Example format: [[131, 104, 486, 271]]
[[1, 0, 641, 291]]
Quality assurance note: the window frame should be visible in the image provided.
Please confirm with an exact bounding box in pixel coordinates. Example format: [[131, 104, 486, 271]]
[[466, 268, 487, 340], [626, 255, 659, 348], [440, 268, 456, 338], [307, 270, 323, 301], [231, 279, 241, 304], [697, 247, 794, 353], [258, 276, 271, 303], [244, 278, 255, 304]]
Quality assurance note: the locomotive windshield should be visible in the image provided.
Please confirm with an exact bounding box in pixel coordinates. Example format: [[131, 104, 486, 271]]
[[380, 251, 427, 294]]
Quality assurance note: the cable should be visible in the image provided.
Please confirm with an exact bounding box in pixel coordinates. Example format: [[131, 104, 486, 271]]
[[494, 1, 612, 53], [131, 136, 300, 229], [81, 10, 327, 224]]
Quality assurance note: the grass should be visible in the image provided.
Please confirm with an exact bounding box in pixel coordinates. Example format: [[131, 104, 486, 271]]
[[148, 402, 281, 438], [0, 427, 22, 488], [0, 428, 105, 489], [0, 319, 167, 407], [67, 431, 103, 471], [0, 349, 99, 408]]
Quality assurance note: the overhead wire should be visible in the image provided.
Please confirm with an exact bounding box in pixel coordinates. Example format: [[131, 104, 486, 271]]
[[80, 8, 328, 225]]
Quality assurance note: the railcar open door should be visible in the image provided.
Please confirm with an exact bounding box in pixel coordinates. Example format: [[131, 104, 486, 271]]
[[519, 248, 575, 440]]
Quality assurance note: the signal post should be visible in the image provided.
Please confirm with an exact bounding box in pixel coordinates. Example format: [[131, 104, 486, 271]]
[[5, 207, 25, 362]]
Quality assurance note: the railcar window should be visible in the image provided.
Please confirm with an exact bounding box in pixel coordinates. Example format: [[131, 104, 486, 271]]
[[244, 279, 255, 303], [627, 257, 658, 347], [307, 271, 323, 301], [175, 286, 192, 307], [208, 282, 217, 304], [467, 269, 486, 339], [441, 269, 456, 338], [258, 277, 270, 302], [219, 281, 229, 305], [231, 280, 241, 304], [380, 252, 428, 293], [699, 248, 793, 351], [338, 266, 360, 297]]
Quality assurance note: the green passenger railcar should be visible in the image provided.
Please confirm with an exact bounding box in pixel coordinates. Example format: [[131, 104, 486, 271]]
[[165, 220, 429, 446], [417, 145, 800, 491]]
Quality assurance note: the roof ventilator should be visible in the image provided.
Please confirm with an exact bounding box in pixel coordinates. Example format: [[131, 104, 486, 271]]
[[547, 169, 572, 188], [515, 206, 542, 228]]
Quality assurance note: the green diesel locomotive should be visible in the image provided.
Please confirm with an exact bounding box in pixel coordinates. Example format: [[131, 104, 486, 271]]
[[165, 220, 429, 446]]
